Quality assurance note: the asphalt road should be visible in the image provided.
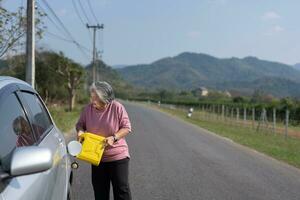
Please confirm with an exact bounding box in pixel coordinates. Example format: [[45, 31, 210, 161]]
[[70, 102, 300, 200]]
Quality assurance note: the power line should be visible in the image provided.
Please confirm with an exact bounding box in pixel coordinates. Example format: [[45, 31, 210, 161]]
[[40, 0, 91, 60], [77, 0, 92, 24], [87, 24, 103, 82], [45, 31, 92, 54], [98, 28, 104, 57], [85, 0, 104, 59], [40, 0, 76, 42], [45, 31, 73, 43], [71, 0, 93, 42], [36, 1, 70, 39], [87, 0, 104, 58], [87, 0, 99, 24], [71, 0, 87, 27], [38, 1, 93, 47]]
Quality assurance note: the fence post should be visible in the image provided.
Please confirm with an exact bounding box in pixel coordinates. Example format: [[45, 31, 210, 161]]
[[231, 107, 234, 124], [222, 105, 225, 121], [224, 106, 227, 122], [236, 107, 240, 124], [243, 107, 247, 126], [285, 109, 289, 139], [217, 105, 220, 120], [209, 105, 212, 120], [273, 108, 276, 134], [217, 105, 219, 120], [207, 105, 209, 120], [252, 107, 255, 129], [226, 106, 229, 123], [212, 105, 215, 120]]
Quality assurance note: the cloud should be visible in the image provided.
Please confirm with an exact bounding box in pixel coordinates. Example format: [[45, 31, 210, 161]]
[[187, 31, 201, 39], [273, 25, 284, 32], [262, 11, 281, 21], [264, 25, 285, 36]]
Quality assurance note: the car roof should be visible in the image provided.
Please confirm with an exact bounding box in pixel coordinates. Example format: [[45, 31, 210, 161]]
[[0, 76, 31, 90]]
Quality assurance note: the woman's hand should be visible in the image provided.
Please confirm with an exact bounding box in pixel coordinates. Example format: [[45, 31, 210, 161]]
[[77, 130, 84, 141], [105, 136, 114, 147]]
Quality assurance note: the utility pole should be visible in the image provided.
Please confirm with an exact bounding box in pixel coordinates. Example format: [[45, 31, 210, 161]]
[[86, 24, 104, 83], [96, 50, 104, 81], [95, 51, 99, 81], [26, 0, 35, 88]]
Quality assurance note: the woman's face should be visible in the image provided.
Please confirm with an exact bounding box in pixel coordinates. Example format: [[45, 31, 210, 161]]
[[90, 91, 106, 109]]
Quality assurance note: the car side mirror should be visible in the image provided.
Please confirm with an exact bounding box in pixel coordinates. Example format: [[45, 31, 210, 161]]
[[7, 147, 53, 178], [67, 141, 82, 156]]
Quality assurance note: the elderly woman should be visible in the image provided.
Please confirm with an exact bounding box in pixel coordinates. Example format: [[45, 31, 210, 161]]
[[76, 81, 132, 200]]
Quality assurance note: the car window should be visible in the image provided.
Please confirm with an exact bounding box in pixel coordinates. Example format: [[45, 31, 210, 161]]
[[21, 92, 52, 140], [0, 93, 35, 170]]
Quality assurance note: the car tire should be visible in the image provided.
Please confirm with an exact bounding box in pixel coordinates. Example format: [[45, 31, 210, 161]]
[[67, 171, 74, 200], [67, 183, 72, 200]]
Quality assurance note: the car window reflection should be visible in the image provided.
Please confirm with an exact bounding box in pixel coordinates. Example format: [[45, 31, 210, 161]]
[[21, 93, 52, 140], [13, 116, 35, 147]]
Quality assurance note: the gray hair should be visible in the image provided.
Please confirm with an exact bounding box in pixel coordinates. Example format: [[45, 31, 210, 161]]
[[90, 81, 115, 104]]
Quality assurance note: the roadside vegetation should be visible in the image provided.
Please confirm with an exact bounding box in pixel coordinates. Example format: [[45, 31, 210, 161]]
[[48, 104, 84, 134], [151, 104, 300, 169]]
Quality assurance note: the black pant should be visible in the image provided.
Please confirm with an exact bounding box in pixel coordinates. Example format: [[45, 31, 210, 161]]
[[91, 157, 132, 200]]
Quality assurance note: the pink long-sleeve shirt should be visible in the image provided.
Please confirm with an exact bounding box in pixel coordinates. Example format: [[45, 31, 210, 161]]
[[76, 100, 132, 162]]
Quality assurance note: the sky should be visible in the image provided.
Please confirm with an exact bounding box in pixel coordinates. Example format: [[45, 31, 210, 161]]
[[3, 0, 300, 66]]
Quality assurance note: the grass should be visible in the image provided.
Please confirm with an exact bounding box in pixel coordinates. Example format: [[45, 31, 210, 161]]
[[48, 104, 84, 135], [152, 104, 300, 169]]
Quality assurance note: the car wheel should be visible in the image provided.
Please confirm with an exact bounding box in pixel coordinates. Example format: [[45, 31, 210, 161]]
[[67, 183, 72, 200], [67, 171, 74, 200]]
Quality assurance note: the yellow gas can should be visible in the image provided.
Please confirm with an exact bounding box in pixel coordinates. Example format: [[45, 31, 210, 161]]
[[76, 132, 106, 166]]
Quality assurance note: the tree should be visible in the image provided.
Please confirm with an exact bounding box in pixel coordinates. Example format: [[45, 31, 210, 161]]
[[233, 96, 246, 103], [0, 1, 45, 58], [1, 50, 85, 108], [158, 89, 167, 102], [250, 89, 265, 103], [4, 51, 66, 103], [35, 51, 66, 103], [57, 52, 85, 111]]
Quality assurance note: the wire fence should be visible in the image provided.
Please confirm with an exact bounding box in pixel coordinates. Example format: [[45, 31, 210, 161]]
[[154, 102, 299, 139]]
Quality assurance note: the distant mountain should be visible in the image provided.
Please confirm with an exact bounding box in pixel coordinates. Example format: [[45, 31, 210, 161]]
[[85, 60, 134, 98], [294, 63, 300, 71], [112, 64, 128, 69], [117, 52, 300, 97]]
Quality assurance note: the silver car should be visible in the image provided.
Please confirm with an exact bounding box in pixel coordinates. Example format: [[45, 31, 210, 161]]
[[0, 76, 72, 200]]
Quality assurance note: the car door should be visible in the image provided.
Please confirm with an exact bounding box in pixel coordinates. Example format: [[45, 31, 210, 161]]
[[0, 86, 50, 200], [19, 91, 69, 200]]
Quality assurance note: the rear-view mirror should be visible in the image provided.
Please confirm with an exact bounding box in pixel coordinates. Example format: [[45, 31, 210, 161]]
[[10, 146, 53, 177]]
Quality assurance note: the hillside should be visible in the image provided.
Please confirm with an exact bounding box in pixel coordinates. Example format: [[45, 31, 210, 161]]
[[117, 52, 300, 97], [85, 60, 134, 98], [294, 63, 300, 71]]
